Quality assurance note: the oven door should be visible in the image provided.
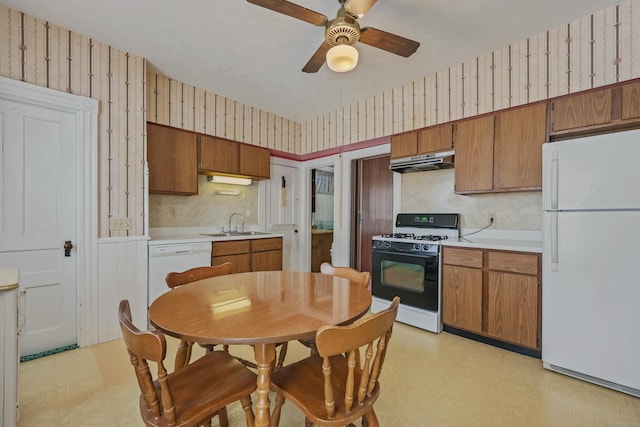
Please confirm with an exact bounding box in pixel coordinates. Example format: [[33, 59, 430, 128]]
[[371, 248, 439, 312]]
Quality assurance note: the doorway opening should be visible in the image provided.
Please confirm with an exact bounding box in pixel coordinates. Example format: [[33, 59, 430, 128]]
[[311, 166, 334, 271]]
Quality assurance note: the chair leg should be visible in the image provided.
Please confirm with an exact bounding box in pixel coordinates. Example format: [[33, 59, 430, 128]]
[[270, 392, 286, 427], [275, 342, 288, 371], [240, 395, 255, 427], [362, 409, 379, 427], [217, 407, 229, 427], [174, 340, 193, 371], [304, 417, 313, 427]]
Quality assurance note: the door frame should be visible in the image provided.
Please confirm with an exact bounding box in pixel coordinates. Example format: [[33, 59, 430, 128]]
[[0, 76, 99, 348], [299, 143, 401, 270]]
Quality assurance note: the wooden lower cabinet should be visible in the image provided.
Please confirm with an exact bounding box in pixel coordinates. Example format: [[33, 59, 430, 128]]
[[442, 246, 541, 351], [311, 231, 333, 272], [212, 240, 251, 273], [442, 247, 483, 334], [211, 237, 282, 273], [251, 238, 283, 271]]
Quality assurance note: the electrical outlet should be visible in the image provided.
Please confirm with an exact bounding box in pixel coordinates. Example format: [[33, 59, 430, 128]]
[[169, 206, 177, 218], [110, 217, 131, 231], [488, 211, 497, 225]]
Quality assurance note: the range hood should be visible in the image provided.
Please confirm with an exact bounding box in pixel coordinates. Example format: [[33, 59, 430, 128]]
[[389, 150, 455, 173]]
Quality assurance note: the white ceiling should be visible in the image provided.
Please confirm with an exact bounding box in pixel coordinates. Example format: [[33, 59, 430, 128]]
[[3, 0, 621, 122]]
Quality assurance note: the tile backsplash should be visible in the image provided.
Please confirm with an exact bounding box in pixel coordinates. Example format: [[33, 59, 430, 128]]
[[401, 169, 541, 231], [149, 175, 259, 228]]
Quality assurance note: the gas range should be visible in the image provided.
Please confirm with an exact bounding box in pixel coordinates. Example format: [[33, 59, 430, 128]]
[[370, 213, 460, 334]]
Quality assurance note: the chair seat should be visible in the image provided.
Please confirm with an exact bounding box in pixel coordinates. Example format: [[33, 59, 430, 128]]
[[271, 354, 379, 427], [141, 350, 257, 427]]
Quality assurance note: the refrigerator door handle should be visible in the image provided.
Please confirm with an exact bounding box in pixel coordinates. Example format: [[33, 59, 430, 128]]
[[550, 211, 559, 271], [550, 150, 559, 210]]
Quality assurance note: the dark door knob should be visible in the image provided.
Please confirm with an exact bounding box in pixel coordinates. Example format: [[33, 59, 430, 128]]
[[64, 240, 73, 257]]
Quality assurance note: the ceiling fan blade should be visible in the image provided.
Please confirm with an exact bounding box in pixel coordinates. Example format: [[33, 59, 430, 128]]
[[359, 27, 420, 57], [345, 0, 377, 19], [302, 42, 332, 73], [247, 0, 328, 26]]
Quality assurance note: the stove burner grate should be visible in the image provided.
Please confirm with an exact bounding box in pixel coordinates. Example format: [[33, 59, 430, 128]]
[[379, 233, 449, 241]]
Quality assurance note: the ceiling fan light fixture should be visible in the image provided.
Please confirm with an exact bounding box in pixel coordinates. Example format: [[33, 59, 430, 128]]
[[326, 44, 359, 72]]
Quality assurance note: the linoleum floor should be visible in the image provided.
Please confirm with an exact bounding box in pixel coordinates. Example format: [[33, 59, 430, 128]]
[[17, 322, 640, 426]]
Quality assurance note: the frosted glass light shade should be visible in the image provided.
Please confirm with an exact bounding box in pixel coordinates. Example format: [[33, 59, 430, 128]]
[[326, 44, 358, 72], [207, 175, 252, 186]]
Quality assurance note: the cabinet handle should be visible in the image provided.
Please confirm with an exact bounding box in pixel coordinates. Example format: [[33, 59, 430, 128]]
[[550, 212, 558, 271]]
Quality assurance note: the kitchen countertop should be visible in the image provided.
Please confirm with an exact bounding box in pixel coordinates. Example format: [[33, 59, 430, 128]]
[[442, 238, 542, 253], [149, 227, 284, 246], [441, 229, 542, 253]]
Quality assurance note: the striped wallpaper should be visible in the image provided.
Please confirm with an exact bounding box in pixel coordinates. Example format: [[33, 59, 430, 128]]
[[0, 5, 146, 238], [2, 1, 640, 238]]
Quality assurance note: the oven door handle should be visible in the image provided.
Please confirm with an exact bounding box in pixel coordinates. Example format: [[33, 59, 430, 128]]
[[372, 250, 438, 260]]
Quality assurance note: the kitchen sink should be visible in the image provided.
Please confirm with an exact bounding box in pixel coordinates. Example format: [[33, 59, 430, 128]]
[[200, 231, 271, 237]]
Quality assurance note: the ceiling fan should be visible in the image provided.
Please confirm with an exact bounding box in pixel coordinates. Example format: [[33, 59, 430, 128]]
[[246, 0, 420, 73]]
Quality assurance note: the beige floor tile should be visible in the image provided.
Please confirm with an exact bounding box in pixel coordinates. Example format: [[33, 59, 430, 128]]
[[17, 322, 640, 426]]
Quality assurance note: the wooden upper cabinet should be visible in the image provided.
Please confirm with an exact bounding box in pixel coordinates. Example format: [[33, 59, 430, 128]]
[[199, 135, 270, 180], [147, 123, 198, 195], [199, 135, 238, 175], [621, 81, 640, 120], [239, 144, 270, 179], [493, 103, 547, 191], [391, 126, 453, 159], [454, 115, 494, 193], [550, 88, 612, 132], [417, 124, 454, 153], [390, 132, 417, 159]]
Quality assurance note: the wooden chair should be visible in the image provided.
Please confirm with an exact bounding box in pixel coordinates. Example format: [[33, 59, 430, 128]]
[[297, 263, 372, 354], [165, 263, 233, 289], [165, 263, 234, 371], [320, 262, 371, 290], [118, 299, 256, 427], [270, 296, 400, 427]]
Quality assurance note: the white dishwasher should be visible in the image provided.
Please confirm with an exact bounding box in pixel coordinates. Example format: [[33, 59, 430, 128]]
[[148, 242, 212, 308]]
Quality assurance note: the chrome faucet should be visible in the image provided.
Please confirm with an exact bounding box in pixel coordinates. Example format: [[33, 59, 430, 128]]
[[228, 212, 244, 232]]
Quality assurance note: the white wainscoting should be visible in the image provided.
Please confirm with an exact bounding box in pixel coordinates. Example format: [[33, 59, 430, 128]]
[[97, 237, 148, 342]]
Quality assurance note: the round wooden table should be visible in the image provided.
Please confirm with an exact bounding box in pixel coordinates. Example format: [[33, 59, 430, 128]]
[[148, 270, 372, 427]]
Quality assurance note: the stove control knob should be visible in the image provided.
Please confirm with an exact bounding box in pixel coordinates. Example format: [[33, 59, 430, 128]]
[[384, 241, 391, 248], [413, 243, 421, 251]]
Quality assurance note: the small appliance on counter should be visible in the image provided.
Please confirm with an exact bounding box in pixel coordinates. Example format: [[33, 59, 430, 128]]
[[371, 213, 459, 333]]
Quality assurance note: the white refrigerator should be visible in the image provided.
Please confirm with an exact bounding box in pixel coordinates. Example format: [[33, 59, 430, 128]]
[[542, 130, 640, 397]]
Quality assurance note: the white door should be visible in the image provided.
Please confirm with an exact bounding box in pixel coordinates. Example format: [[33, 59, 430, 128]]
[[267, 163, 299, 271], [0, 96, 78, 357]]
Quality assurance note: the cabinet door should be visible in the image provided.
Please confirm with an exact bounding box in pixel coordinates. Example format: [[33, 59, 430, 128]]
[[487, 251, 540, 349], [212, 254, 251, 273], [147, 123, 198, 195], [486, 271, 539, 349], [551, 89, 612, 132], [621, 81, 640, 120], [493, 103, 547, 190], [390, 132, 417, 159], [442, 264, 483, 334], [417, 124, 453, 154], [239, 144, 270, 179], [252, 250, 282, 271], [199, 135, 239, 175], [454, 115, 494, 193]]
